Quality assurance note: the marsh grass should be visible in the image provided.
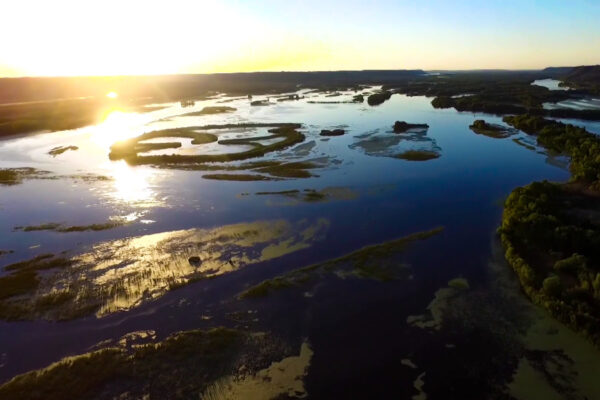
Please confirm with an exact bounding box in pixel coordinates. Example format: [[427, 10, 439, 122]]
[[15, 221, 126, 233], [0, 327, 245, 400], [0, 254, 72, 315], [109, 123, 304, 165]]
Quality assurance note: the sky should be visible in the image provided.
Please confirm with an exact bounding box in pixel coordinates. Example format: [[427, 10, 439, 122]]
[[1, 0, 599, 77]]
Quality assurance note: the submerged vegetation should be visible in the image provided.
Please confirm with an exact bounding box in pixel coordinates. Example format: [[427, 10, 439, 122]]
[[395, 150, 440, 161], [239, 227, 444, 299]]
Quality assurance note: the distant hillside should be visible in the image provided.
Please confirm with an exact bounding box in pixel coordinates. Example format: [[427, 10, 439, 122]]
[[563, 65, 600, 94], [0, 70, 425, 105], [541, 66, 576, 78]]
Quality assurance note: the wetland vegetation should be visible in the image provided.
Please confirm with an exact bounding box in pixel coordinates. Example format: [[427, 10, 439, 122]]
[[239, 227, 444, 299]]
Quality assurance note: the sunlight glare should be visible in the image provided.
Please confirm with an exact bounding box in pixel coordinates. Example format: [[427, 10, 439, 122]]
[[91, 110, 146, 148], [108, 161, 158, 207], [106, 91, 118, 99]]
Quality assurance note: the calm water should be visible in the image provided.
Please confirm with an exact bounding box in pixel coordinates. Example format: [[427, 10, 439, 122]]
[[1, 89, 599, 398]]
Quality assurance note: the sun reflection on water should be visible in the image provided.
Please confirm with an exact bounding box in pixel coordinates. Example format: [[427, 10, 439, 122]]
[[90, 110, 147, 148], [107, 161, 161, 207]]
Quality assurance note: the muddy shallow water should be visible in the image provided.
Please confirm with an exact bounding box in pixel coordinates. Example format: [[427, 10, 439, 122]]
[[1, 88, 599, 399]]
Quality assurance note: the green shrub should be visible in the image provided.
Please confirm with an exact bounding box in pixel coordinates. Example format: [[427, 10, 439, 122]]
[[542, 276, 562, 297]]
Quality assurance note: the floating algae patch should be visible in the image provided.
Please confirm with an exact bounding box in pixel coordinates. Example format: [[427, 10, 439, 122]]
[[0, 219, 330, 320], [109, 123, 305, 165], [202, 341, 313, 400], [239, 227, 444, 299], [349, 129, 441, 160], [0, 327, 294, 400]]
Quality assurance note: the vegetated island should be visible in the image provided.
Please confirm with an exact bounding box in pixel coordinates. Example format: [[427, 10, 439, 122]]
[[367, 90, 393, 106], [108, 123, 304, 165], [320, 129, 345, 136], [500, 114, 600, 346], [392, 121, 429, 133], [469, 119, 515, 138]]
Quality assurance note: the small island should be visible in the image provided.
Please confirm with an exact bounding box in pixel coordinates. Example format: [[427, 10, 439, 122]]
[[469, 119, 515, 138], [367, 91, 392, 106], [392, 121, 429, 133], [320, 129, 345, 136]]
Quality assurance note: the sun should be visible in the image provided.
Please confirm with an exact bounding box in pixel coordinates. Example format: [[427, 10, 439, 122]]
[[106, 91, 118, 99]]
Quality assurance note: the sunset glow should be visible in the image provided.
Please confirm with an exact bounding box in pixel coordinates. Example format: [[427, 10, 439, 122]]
[[1, 0, 599, 77]]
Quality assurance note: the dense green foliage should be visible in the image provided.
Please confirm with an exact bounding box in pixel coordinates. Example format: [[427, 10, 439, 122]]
[[503, 115, 600, 185], [500, 181, 600, 345], [367, 90, 392, 106], [469, 119, 514, 138]]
